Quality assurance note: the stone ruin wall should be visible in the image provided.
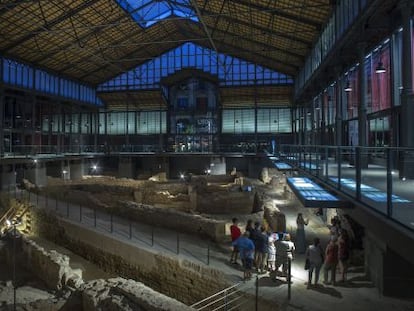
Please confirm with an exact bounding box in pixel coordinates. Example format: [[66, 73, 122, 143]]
[[2, 234, 194, 310], [29, 207, 230, 306], [124, 201, 226, 242], [20, 237, 83, 290], [32, 177, 250, 241]]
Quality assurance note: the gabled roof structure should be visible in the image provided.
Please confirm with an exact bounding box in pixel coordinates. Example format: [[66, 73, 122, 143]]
[[0, 0, 333, 86]]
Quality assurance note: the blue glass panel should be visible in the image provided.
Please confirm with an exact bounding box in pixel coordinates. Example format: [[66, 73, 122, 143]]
[[329, 177, 410, 203], [274, 162, 292, 170], [116, 0, 198, 28], [98, 42, 293, 90], [287, 177, 341, 204]]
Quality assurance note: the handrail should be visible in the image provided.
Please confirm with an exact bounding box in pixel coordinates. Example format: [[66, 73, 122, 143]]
[[0, 205, 17, 226], [191, 282, 248, 311]]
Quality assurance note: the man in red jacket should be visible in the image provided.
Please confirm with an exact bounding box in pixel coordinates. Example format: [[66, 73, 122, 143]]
[[230, 217, 242, 264]]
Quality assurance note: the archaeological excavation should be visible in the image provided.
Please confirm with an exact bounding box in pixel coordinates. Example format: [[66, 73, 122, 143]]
[[0, 166, 289, 310]]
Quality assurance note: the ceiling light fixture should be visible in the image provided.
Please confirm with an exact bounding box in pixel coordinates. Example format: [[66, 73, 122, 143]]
[[375, 60, 386, 74], [344, 80, 352, 92]]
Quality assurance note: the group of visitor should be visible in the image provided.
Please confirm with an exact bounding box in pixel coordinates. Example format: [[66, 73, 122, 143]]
[[305, 216, 351, 288], [231, 214, 352, 286], [230, 218, 295, 281]]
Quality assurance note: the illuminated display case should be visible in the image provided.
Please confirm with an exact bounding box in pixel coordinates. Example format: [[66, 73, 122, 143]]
[[329, 177, 410, 203], [274, 162, 293, 170], [287, 177, 346, 208]]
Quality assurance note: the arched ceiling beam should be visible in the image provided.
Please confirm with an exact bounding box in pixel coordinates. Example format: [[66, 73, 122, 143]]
[[185, 23, 305, 60], [230, 0, 323, 30]]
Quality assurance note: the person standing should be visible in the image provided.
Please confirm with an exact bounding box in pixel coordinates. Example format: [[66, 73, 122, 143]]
[[278, 233, 295, 278], [245, 219, 254, 237], [230, 218, 242, 264], [250, 221, 261, 268], [338, 229, 350, 282], [306, 237, 324, 288], [283, 234, 295, 262], [296, 213, 308, 253], [323, 236, 339, 285], [267, 235, 276, 273], [232, 231, 255, 281], [254, 226, 268, 273]]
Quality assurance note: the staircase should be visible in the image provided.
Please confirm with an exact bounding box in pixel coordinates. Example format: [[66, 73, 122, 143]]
[[0, 196, 31, 235]]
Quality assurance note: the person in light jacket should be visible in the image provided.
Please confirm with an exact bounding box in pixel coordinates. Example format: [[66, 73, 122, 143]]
[[305, 237, 324, 288]]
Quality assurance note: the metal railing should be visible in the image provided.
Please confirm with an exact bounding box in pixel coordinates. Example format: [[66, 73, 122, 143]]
[[277, 144, 414, 233], [0, 143, 272, 158], [191, 282, 250, 311], [7, 189, 213, 265]]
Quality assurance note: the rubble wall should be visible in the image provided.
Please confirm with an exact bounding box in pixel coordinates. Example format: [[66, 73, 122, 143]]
[[31, 208, 229, 306], [82, 278, 194, 311], [20, 237, 83, 290], [124, 202, 226, 242]]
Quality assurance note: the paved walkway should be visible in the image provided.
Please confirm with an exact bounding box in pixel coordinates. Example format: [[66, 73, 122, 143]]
[[13, 189, 414, 311]]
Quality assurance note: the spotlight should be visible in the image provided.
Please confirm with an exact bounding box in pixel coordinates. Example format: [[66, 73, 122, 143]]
[[344, 80, 352, 92], [180, 173, 185, 180], [92, 165, 98, 171], [402, 177, 406, 181], [375, 61, 386, 74]]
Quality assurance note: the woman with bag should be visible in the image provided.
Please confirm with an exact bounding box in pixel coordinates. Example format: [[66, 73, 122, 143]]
[[305, 237, 324, 289]]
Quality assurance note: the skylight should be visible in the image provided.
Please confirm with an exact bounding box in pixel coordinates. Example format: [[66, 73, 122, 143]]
[[98, 42, 293, 91], [116, 0, 198, 28]]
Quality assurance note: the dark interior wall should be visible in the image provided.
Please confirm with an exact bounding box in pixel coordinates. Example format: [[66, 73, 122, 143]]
[[383, 247, 414, 298], [224, 157, 249, 176], [168, 156, 211, 179]]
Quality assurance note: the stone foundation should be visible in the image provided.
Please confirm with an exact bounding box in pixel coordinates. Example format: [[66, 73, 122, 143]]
[[82, 278, 193, 311], [21, 237, 83, 290], [30, 208, 230, 306], [124, 201, 226, 242]]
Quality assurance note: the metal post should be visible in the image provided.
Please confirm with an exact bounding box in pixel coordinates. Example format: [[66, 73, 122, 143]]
[[66, 201, 69, 218], [224, 289, 227, 310], [79, 204, 82, 222], [337, 146, 342, 191], [151, 227, 154, 246], [325, 146, 329, 180], [36, 192, 39, 205], [129, 222, 132, 239], [207, 244, 210, 265], [110, 214, 113, 233], [45, 194, 48, 209], [355, 147, 361, 200], [176, 232, 179, 254], [55, 198, 58, 212], [386, 148, 393, 218], [287, 257, 292, 300], [255, 275, 259, 311], [94, 208, 97, 227], [13, 225, 16, 311]]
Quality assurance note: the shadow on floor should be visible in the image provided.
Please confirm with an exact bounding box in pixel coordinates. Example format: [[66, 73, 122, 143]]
[[258, 275, 289, 288], [307, 284, 343, 298]]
